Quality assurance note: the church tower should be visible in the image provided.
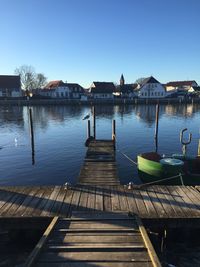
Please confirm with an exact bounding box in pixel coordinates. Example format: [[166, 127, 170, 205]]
[[120, 74, 125, 86]]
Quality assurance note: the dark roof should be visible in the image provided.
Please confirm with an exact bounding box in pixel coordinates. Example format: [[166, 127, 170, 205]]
[[90, 82, 116, 93], [0, 75, 21, 89], [44, 80, 65, 89], [166, 80, 197, 87], [117, 83, 138, 93], [64, 83, 84, 92], [140, 76, 160, 86]]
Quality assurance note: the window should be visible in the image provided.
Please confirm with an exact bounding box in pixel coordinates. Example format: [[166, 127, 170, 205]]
[[152, 92, 154, 96], [158, 92, 160, 96], [65, 92, 68, 97], [155, 92, 157, 96], [56, 92, 59, 97]]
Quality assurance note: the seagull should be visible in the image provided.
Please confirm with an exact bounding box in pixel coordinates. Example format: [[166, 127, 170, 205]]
[[14, 137, 18, 146], [82, 113, 90, 120]]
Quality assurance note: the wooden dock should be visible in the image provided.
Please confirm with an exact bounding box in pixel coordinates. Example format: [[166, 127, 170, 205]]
[[25, 212, 161, 267], [1, 136, 200, 266], [0, 185, 200, 222], [78, 140, 120, 186]]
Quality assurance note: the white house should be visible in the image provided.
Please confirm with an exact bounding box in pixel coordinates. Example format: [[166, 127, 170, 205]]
[[137, 76, 166, 98], [165, 80, 198, 93], [89, 82, 115, 99], [40, 80, 70, 98], [0, 75, 22, 97], [66, 83, 85, 99]]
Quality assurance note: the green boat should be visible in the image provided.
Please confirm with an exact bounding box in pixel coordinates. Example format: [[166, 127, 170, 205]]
[[137, 152, 200, 185]]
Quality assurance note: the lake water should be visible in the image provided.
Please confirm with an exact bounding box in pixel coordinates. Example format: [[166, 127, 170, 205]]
[[0, 103, 200, 186]]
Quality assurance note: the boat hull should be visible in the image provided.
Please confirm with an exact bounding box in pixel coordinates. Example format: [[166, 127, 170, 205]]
[[137, 154, 200, 185]]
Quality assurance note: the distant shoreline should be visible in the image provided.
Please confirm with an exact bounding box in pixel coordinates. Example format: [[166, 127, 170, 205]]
[[0, 98, 199, 106]]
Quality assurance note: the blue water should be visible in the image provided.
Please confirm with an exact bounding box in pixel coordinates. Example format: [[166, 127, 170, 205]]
[[0, 104, 200, 186]]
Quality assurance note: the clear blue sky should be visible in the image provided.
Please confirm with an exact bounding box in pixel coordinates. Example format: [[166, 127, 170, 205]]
[[0, 0, 199, 87]]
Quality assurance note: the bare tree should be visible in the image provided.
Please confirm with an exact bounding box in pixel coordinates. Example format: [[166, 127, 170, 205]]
[[135, 77, 146, 84], [15, 65, 36, 90], [35, 73, 47, 88], [14, 65, 47, 90]]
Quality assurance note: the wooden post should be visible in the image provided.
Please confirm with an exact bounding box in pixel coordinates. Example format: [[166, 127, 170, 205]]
[[29, 107, 35, 165], [87, 120, 91, 139], [154, 104, 159, 153], [198, 139, 200, 156], [112, 119, 116, 144], [92, 106, 96, 139]]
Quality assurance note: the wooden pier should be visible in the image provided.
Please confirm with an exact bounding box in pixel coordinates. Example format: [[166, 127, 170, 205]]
[[78, 139, 120, 186], [0, 185, 200, 222], [1, 133, 200, 266], [25, 212, 161, 266]]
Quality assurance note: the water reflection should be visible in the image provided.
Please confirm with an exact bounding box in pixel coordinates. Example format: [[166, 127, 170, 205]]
[[0, 103, 200, 186]]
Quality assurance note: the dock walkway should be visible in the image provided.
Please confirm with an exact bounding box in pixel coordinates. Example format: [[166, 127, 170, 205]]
[[78, 140, 120, 186], [0, 185, 200, 221], [25, 212, 161, 267]]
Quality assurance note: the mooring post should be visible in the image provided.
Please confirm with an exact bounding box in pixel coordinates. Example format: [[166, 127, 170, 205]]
[[198, 139, 200, 156], [87, 120, 91, 139], [154, 104, 160, 152], [112, 119, 116, 146], [29, 107, 35, 165], [92, 106, 96, 140]]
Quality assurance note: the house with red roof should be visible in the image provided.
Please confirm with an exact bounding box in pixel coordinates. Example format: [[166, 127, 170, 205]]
[[39, 80, 70, 98], [0, 75, 22, 97]]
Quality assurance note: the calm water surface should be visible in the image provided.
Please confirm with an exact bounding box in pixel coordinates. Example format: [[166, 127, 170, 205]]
[[0, 104, 200, 186]]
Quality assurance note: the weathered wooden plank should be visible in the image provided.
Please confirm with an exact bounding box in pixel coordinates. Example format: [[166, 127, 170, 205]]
[[146, 187, 167, 218], [33, 187, 55, 216], [51, 186, 67, 216], [111, 186, 121, 211], [1, 187, 33, 216], [95, 186, 104, 211], [124, 188, 139, 215], [40, 186, 61, 216], [136, 216, 162, 267], [132, 189, 148, 217], [139, 189, 158, 218], [48, 233, 143, 243], [59, 188, 74, 217], [175, 186, 200, 216], [165, 186, 187, 218], [37, 251, 151, 262], [157, 186, 184, 218], [36, 262, 152, 267]]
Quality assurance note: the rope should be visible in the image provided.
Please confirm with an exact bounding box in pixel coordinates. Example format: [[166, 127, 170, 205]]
[[137, 173, 184, 188], [117, 149, 138, 165]]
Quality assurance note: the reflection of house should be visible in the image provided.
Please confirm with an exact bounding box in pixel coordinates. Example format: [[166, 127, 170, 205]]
[[0, 75, 22, 97], [89, 82, 115, 99], [137, 76, 166, 98], [116, 74, 138, 98], [40, 80, 70, 98], [165, 80, 198, 93]]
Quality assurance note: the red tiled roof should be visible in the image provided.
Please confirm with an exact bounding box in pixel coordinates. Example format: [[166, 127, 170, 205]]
[[44, 80, 65, 89], [166, 80, 197, 87]]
